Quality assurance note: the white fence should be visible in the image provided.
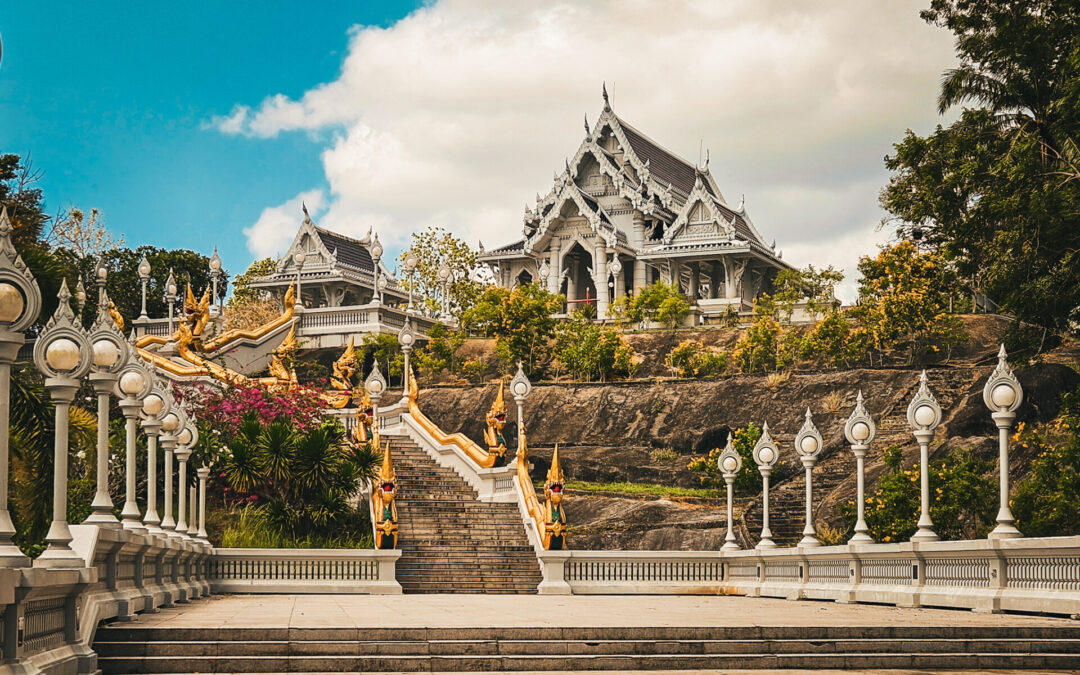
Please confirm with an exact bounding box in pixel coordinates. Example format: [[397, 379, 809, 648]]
[[209, 548, 401, 594], [537, 535, 1080, 615]]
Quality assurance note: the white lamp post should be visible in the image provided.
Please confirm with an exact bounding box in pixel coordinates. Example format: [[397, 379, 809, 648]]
[[137, 256, 151, 320], [140, 383, 169, 533], [794, 408, 824, 547], [907, 370, 942, 542], [510, 363, 532, 458], [404, 251, 419, 313], [365, 360, 387, 424], [0, 206, 41, 566], [196, 467, 210, 543], [718, 439, 743, 551], [159, 405, 186, 538], [844, 391, 876, 544], [293, 251, 306, 311], [174, 422, 196, 538], [437, 263, 452, 319], [209, 248, 223, 315], [370, 235, 384, 305], [165, 268, 177, 335], [116, 341, 152, 532], [33, 281, 93, 567], [609, 255, 623, 301], [398, 318, 416, 401], [752, 422, 779, 549], [85, 274, 130, 528], [984, 345, 1024, 539]]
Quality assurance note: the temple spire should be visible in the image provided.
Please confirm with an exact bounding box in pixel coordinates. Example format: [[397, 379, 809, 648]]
[[602, 81, 610, 110]]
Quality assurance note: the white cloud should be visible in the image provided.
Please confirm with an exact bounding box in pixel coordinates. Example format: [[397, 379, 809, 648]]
[[243, 189, 326, 259], [217, 0, 956, 282]]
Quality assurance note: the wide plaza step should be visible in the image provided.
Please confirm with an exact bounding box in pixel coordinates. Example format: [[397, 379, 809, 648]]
[[94, 624, 1080, 672]]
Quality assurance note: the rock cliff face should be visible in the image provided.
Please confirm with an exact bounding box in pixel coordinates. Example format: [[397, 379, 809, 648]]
[[416, 362, 1078, 549]]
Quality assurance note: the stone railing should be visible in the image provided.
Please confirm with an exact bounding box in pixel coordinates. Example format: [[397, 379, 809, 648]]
[[0, 526, 211, 675], [298, 303, 439, 341], [535, 535, 1080, 615], [209, 548, 401, 594]]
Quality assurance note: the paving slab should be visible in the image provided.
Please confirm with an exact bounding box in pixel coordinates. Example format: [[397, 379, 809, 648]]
[[121, 594, 1076, 630]]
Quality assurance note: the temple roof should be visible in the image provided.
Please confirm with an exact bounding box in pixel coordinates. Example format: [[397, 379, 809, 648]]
[[314, 226, 375, 273], [617, 118, 710, 199]]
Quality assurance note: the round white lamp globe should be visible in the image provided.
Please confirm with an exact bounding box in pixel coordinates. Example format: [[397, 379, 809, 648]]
[[0, 283, 24, 323], [991, 383, 1016, 409], [914, 405, 936, 427], [45, 338, 81, 372], [177, 428, 192, 445], [851, 421, 870, 442], [142, 394, 163, 416], [92, 339, 120, 368], [758, 447, 774, 464], [161, 413, 179, 432], [800, 435, 819, 454], [119, 371, 145, 396], [722, 457, 738, 473]]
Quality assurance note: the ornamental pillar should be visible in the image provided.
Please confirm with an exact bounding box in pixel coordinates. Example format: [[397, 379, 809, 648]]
[[633, 259, 647, 294], [709, 262, 721, 299], [688, 262, 700, 303], [594, 245, 609, 320], [632, 212, 646, 248], [669, 259, 681, 291], [548, 239, 561, 295], [907, 371, 942, 542]]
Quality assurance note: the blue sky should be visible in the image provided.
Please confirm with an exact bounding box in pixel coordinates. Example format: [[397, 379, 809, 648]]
[[2, 2, 957, 301], [0, 1, 419, 279]]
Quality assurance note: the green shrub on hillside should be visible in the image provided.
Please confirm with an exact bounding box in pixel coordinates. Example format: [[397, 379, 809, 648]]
[[1011, 387, 1080, 537], [840, 445, 995, 542], [613, 281, 689, 329], [666, 340, 727, 378], [554, 310, 637, 381]]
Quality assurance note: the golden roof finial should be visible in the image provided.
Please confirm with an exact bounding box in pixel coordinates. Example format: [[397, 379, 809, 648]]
[[547, 443, 565, 485], [185, 283, 197, 313]]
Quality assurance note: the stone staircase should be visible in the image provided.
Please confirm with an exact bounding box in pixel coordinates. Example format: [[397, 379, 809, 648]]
[[93, 624, 1080, 672], [386, 435, 542, 594], [741, 368, 981, 546]]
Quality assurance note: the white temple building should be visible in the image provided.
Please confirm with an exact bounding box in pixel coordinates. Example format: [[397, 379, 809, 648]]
[[479, 87, 789, 322]]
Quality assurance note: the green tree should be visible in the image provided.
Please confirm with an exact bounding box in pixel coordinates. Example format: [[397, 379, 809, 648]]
[[772, 265, 843, 323], [614, 281, 689, 330], [849, 241, 966, 365], [400, 226, 485, 319], [1011, 387, 1080, 536], [881, 0, 1080, 331], [686, 424, 781, 495], [460, 284, 563, 374], [843, 445, 996, 542], [229, 257, 276, 305], [665, 340, 727, 378], [553, 310, 636, 381], [413, 322, 468, 379], [731, 298, 783, 374]]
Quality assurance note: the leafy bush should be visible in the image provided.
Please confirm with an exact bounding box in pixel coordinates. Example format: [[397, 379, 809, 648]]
[[649, 448, 680, 463], [731, 301, 782, 374], [1011, 387, 1080, 537], [553, 310, 637, 381], [841, 445, 995, 542], [220, 504, 371, 549], [413, 322, 467, 379], [614, 281, 689, 329], [461, 284, 563, 374], [686, 424, 787, 495], [666, 340, 727, 378]]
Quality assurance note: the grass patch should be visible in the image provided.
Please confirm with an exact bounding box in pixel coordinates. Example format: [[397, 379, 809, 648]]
[[564, 480, 719, 499], [219, 505, 373, 549]]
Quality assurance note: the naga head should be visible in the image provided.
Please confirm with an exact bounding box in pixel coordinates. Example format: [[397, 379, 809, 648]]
[[544, 444, 566, 508], [376, 441, 396, 503]]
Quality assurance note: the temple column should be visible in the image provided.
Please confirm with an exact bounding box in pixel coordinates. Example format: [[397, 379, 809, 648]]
[[708, 262, 721, 299], [632, 212, 646, 247], [595, 244, 609, 320], [633, 258, 647, 294], [613, 258, 625, 301], [724, 259, 738, 300], [689, 261, 700, 302], [669, 259, 681, 292], [548, 238, 561, 295]]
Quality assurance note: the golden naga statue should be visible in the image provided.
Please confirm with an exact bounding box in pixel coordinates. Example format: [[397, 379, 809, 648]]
[[331, 337, 358, 390], [482, 381, 509, 466], [267, 322, 299, 385], [351, 390, 375, 444], [516, 429, 567, 550], [543, 444, 567, 550], [371, 431, 398, 550], [323, 338, 358, 408], [108, 300, 125, 332]]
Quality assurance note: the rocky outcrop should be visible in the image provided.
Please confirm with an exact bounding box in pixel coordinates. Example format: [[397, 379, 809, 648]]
[[416, 362, 1079, 549]]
